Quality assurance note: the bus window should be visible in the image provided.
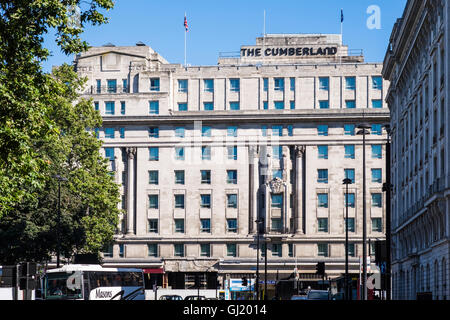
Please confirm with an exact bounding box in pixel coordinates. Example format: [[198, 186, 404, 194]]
[[45, 272, 82, 300]]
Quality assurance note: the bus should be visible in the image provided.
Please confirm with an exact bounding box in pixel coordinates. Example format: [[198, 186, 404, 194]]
[[39, 264, 145, 300]]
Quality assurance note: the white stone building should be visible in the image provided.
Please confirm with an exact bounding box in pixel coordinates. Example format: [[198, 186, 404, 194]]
[[383, 0, 449, 300], [75, 34, 389, 293]]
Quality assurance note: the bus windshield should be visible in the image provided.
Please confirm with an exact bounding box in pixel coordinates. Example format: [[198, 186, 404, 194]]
[[45, 272, 83, 300]]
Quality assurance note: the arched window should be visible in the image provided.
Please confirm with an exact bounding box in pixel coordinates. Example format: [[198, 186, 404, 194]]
[[427, 264, 431, 292], [435, 260, 439, 299], [442, 258, 447, 300]]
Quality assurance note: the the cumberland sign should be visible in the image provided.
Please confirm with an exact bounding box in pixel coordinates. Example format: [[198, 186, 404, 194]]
[[241, 46, 338, 57]]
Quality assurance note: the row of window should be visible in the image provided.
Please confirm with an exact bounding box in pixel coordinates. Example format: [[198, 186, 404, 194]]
[[317, 192, 383, 208], [99, 123, 383, 139], [114, 241, 379, 258], [317, 168, 382, 184], [148, 193, 238, 209], [317, 217, 383, 233], [148, 170, 237, 185]]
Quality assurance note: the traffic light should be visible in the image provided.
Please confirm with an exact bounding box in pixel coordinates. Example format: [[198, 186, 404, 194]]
[[0, 266, 17, 287], [194, 274, 201, 288], [375, 240, 387, 265], [315, 262, 325, 276], [241, 277, 248, 287]]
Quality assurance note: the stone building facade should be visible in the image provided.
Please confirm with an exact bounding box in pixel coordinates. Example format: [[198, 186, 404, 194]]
[[383, 0, 449, 300], [75, 34, 389, 291]]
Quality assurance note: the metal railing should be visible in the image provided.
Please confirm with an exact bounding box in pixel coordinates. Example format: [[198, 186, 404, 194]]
[[85, 85, 130, 94]]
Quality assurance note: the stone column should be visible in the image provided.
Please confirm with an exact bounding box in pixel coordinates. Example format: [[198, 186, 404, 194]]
[[126, 147, 137, 235], [248, 146, 258, 234], [295, 146, 306, 234]]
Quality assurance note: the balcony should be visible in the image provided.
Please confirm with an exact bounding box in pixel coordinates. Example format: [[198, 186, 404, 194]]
[[85, 85, 129, 95]]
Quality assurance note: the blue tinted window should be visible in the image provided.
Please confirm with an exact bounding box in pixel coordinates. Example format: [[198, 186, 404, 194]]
[[346, 100, 356, 109], [175, 127, 185, 138], [104, 128, 114, 139], [319, 77, 329, 90], [372, 99, 382, 108], [317, 125, 328, 136], [149, 147, 159, 161], [229, 102, 240, 110], [105, 101, 115, 115], [204, 102, 214, 111], [150, 78, 160, 91], [318, 146, 328, 159], [274, 101, 284, 110], [344, 124, 355, 135], [372, 169, 382, 183], [178, 103, 187, 111], [372, 145, 382, 159], [107, 79, 117, 93], [274, 78, 284, 91], [345, 77, 356, 90], [227, 126, 237, 137], [344, 145, 355, 159], [149, 101, 159, 114], [318, 194, 328, 208], [371, 124, 382, 135], [202, 126, 211, 137], [149, 195, 159, 209], [175, 147, 185, 160], [345, 169, 355, 183], [319, 100, 329, 109], [318, 169, 328, 183], [229, 79, 240, 92], [148, 127, 159, 138], [178, 79, 188, 92], [204, 79, 214, 92]]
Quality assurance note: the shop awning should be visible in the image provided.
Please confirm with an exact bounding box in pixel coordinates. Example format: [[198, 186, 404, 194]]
[[143, 268, 164, 274]]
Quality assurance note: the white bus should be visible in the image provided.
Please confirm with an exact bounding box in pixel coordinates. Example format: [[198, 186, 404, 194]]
[[40, 264, 145, 300]]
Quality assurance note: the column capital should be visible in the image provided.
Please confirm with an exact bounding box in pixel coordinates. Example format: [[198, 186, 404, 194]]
[[295, 145, 306, 158], [126, 147, 137, 159]]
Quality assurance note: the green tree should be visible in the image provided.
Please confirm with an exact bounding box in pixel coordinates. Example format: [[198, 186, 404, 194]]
[[0, 64, 120, 264], [0, 0, 114, 218]]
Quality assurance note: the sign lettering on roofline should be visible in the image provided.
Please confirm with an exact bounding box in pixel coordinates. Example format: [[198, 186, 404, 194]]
[[241, 46, 338, 58]]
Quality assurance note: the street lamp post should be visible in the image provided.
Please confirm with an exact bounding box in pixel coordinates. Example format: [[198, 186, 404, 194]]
[[53, 174, 68, 268], [255, 218, 264, 300], [343, 177, 352, 300], [357, 123, 371, 301], [382, 125, 392, 300]]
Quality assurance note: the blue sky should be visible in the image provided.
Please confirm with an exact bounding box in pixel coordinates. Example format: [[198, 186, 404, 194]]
[[42, 0, 407, 72]]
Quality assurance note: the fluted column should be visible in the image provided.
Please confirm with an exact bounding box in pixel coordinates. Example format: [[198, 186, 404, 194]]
[[126, 147, 137, 235], [248, 146, 259, 234], [295, 146, 305, 234]]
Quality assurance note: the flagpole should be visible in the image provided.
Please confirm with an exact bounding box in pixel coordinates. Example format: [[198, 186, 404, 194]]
[[184, 12, 187, 67], [263, 10, 266, 65], [340, 8, 343, 64]]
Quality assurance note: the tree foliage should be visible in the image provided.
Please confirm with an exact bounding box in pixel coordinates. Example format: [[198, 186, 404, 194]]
[[0, 64, 120, 264], [0, 0, 114, 217]]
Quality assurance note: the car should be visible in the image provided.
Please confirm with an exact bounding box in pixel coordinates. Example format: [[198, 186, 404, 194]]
[[306, 290, 331, 300], [159, 295, 183, 300], [290, 295, 308, 300], [184, 295, 207, 300]]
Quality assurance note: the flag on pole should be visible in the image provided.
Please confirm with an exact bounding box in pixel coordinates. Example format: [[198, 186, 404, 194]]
[[184, 14, 189, 32], [341, 9, 344, 23]]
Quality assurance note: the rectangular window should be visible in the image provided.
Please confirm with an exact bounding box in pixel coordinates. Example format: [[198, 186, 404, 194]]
[[178, 103, 188, 111], [175, 127, 185, 138], [263, 78, 268, 91], [107, 79, 117, 93], [200, 194, 211, 208], [122, 79, 128, 93], [272, 243, 282, 257], [200, 244, 211, 257], [105, 101, 115, 115], [227, 194, 238, 208], [149, 170, 159, 185], [227, 146, 237, 160], [94, 128, 99, 138], [174, 244, 184, 257], [200, 219, 211, 233], [345, 77, 356, 90], [348, 243, 355, 257], [119, 127, 125, 139], [344, 145, 355, 159], [201, 146, 211, 160], [227, 244, 237, 257], [318, 145, 328, 159], [290, 101, 295, 110], [274, 78, 284, 91], [149, 101, 159, 114], [119, 244, 124, 258], [150, 78, 160, 91], [346, 218, 355, 232], [317, 125, 328, 136], [318, 193, 328, 208], [174, 219, 184, 233], [94, 101, 99, 111], [290, 77, 295, 91], [175, 170, 185, 184], [318, 218, 328, 232], [287, 125, 293, 136], [104, 148, 115, 161], [319, 77, 329, 90], [229, 102, 240, 110], [345, 193, 355, 208], [203, 102, 214, 111], [345, 169, 355, 184], [371, 124, 382, 135], [372, 99, 382, 108], [148, 244, 158, 257], [272, 125, 283, 136], [371, 169, 382, 183], [274, 101, 284, 110], [271, 194, 283, 209], [345, 100, 356, 109], [96, 79, 101, 93], [372, 145, 382, 159], [148, 127, 159, 138], [261, 125, 267, 137], [318, 169, 328, 183], [372, 218, 382, 232], [202, 126, 211, 137], [227, 126, 237, 137], [120, 101, 126, 115], [104, 128, 115, 139], [319, 100, 329, 109], [372, 76, 382, 90], [149, 147, 159, 161], [272, 145, 282, 159], [371, 193, 382, 208], [201, 170, 211, 184], [178, 79, 188, 93], [288, 244, 294, 257], [148, 219, 158, 233], [175, 147, 184, 160], [227, 170, 237, 184], [344, 124, 355, 136], [263, 101, 268, 110], [204, 79, 214, 92], [148, 195, 159, 209], [318, 243, 329, 257], [227, 219, 237, 233], [174, 195, 185, 209], [229, 79, 240, 92]]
